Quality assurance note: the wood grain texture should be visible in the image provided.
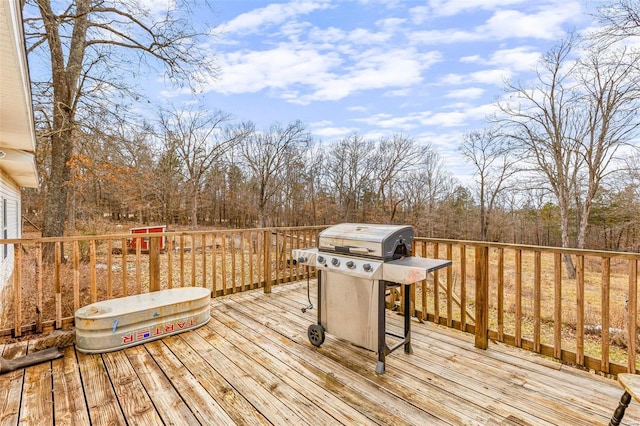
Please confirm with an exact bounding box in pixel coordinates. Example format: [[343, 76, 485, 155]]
[[3, 280, 640, 426], [51, 345, 90, 426]]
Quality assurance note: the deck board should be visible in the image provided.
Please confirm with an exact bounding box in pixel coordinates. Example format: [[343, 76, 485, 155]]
[[224, 289, 503, 425], [51, 345, 90, 425], [280, 288, 606, 425], [76, 350, 125, 425], [102, 349, 163, 425], [0, 342, 27, 425], [123, 345, 201, 425], [2, 280, 640, 425], [19, 341, 54, 425], [143, 338, 237, 425], [250, 285, 560, 424], [163, 331, 271, 426], [204, 320, 374, 425]]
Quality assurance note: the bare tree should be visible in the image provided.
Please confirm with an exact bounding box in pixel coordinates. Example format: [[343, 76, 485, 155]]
[[299, 143, 327, 224], [460, 129, 518, 241], [22, 0, 218, 240], [573, 44, 640, 247], [158, 105, 245, 228], [397, 149, 455, 237], [325, 134, 376, 222], [497, 35, 581, 277], [153, 135, 185, 224], [71, 118, 157, 225], [594, 0, 640, 42], [497, 33, 640, 276], [373, 134, 431, 221], [239, 121, 310, 227]]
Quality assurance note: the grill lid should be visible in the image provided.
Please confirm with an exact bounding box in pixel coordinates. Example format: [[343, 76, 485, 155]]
[[318, 223, 413, 260]]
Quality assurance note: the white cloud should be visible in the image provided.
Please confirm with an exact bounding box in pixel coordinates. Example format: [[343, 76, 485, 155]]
[[347, 105, 368, 112], [445, 87, 485, 99], [376, 17, 406, 32], [311, 124, 359, 138], [346, 28, 393, 45], [469, 69, 511, 85], [168, 0, 600, 178], [440, 73, 466, 85], [294, 48, 442, 103], [136, 0, 178, 16], [488, 47, 542, 71], [213, 45, 342, 94], [410, 2, 583, 45], [420, 111, 469, 127], [479, 4, 582, 40], [440, 68, 511, 87], [410, 28, 483, 45], [460, 55, 482, 63], [354, 101, 498, 131], [423, 0, 527, 17], [223, 0, 334, 36], [384, 88, 412, 97]]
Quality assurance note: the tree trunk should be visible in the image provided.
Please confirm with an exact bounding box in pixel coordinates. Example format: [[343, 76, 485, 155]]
[[38, 0, 90, 250], [42, 130, 72, 239], [558, 201, 577, 278], [190, 184, 198, 229]]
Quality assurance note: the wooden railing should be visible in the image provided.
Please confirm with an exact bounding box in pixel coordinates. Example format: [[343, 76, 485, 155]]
[[413, 238, 640, 376], [1, 228, 638, 376], [0, 226, 324, 339]]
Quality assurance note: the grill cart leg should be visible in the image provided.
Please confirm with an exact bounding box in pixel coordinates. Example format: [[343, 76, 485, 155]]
[[376, 280, 387, 375], [403, 284, 413, 354], [308, 271, 326, 347]]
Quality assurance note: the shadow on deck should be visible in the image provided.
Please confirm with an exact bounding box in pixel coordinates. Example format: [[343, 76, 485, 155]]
[[1, 280, 639, 425]]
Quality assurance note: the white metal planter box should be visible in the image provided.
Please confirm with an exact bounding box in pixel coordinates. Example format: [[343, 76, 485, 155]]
[[75, 287, 211, 354]]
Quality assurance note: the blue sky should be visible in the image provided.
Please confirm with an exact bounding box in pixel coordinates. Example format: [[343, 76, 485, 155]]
[[154, 0, 596, 180]]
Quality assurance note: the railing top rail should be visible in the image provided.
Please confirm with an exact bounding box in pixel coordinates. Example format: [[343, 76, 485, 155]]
[[1, 225, 328, 245], [2, 228, 638, 259], [416, 237, 640, 259]]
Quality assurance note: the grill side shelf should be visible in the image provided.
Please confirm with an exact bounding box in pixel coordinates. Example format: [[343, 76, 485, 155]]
[[382, 257, 451, 284]]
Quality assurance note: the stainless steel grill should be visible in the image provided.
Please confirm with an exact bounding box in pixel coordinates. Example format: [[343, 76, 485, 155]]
[[293, 223, 451, 374]]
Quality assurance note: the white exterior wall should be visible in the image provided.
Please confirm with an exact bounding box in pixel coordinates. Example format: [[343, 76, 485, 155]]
[[0, 170, 21, 293]]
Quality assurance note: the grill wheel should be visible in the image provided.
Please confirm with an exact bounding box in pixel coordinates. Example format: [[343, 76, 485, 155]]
[[308, 324, 325, 347]]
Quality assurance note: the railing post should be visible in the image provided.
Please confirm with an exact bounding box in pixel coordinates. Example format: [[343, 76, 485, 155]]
[[628, 259, 637, 373], [35, 241, 42, 333], [55, 242, 62, 329], [13, 243, 22, 337], [264, 229, 272, 294], [149, 237, 160, 292], [475, 246, 489, 349]]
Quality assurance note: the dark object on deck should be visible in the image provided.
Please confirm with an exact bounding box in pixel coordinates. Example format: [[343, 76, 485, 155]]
[[33, 329, 76, 351], [0, 347, 63, 374], [610, 373, 640, 425]]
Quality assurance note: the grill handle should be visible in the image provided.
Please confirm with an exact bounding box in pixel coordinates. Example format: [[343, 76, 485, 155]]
[[318, 244, 371, 255], [348, 247, 371, 255]]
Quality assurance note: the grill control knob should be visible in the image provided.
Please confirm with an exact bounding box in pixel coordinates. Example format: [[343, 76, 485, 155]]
[[363, 263, 372, 272], [317, 255, 325, 264], [297, 257, 307, 264], [346, 261, 355, 269], [331, 257, 340, 266]]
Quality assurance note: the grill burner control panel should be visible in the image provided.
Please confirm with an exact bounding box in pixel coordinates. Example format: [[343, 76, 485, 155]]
[[294, 248, 383, 279]]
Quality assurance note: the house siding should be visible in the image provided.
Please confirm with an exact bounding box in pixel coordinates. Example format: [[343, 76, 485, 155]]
[[0, 170, 21, 294]]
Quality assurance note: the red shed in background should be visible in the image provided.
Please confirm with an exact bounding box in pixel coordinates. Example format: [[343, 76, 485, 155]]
[[129, 225, 167, 252]]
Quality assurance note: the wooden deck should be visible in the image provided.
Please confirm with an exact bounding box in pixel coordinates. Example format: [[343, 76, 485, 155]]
[[2, 280, 640, 425]]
